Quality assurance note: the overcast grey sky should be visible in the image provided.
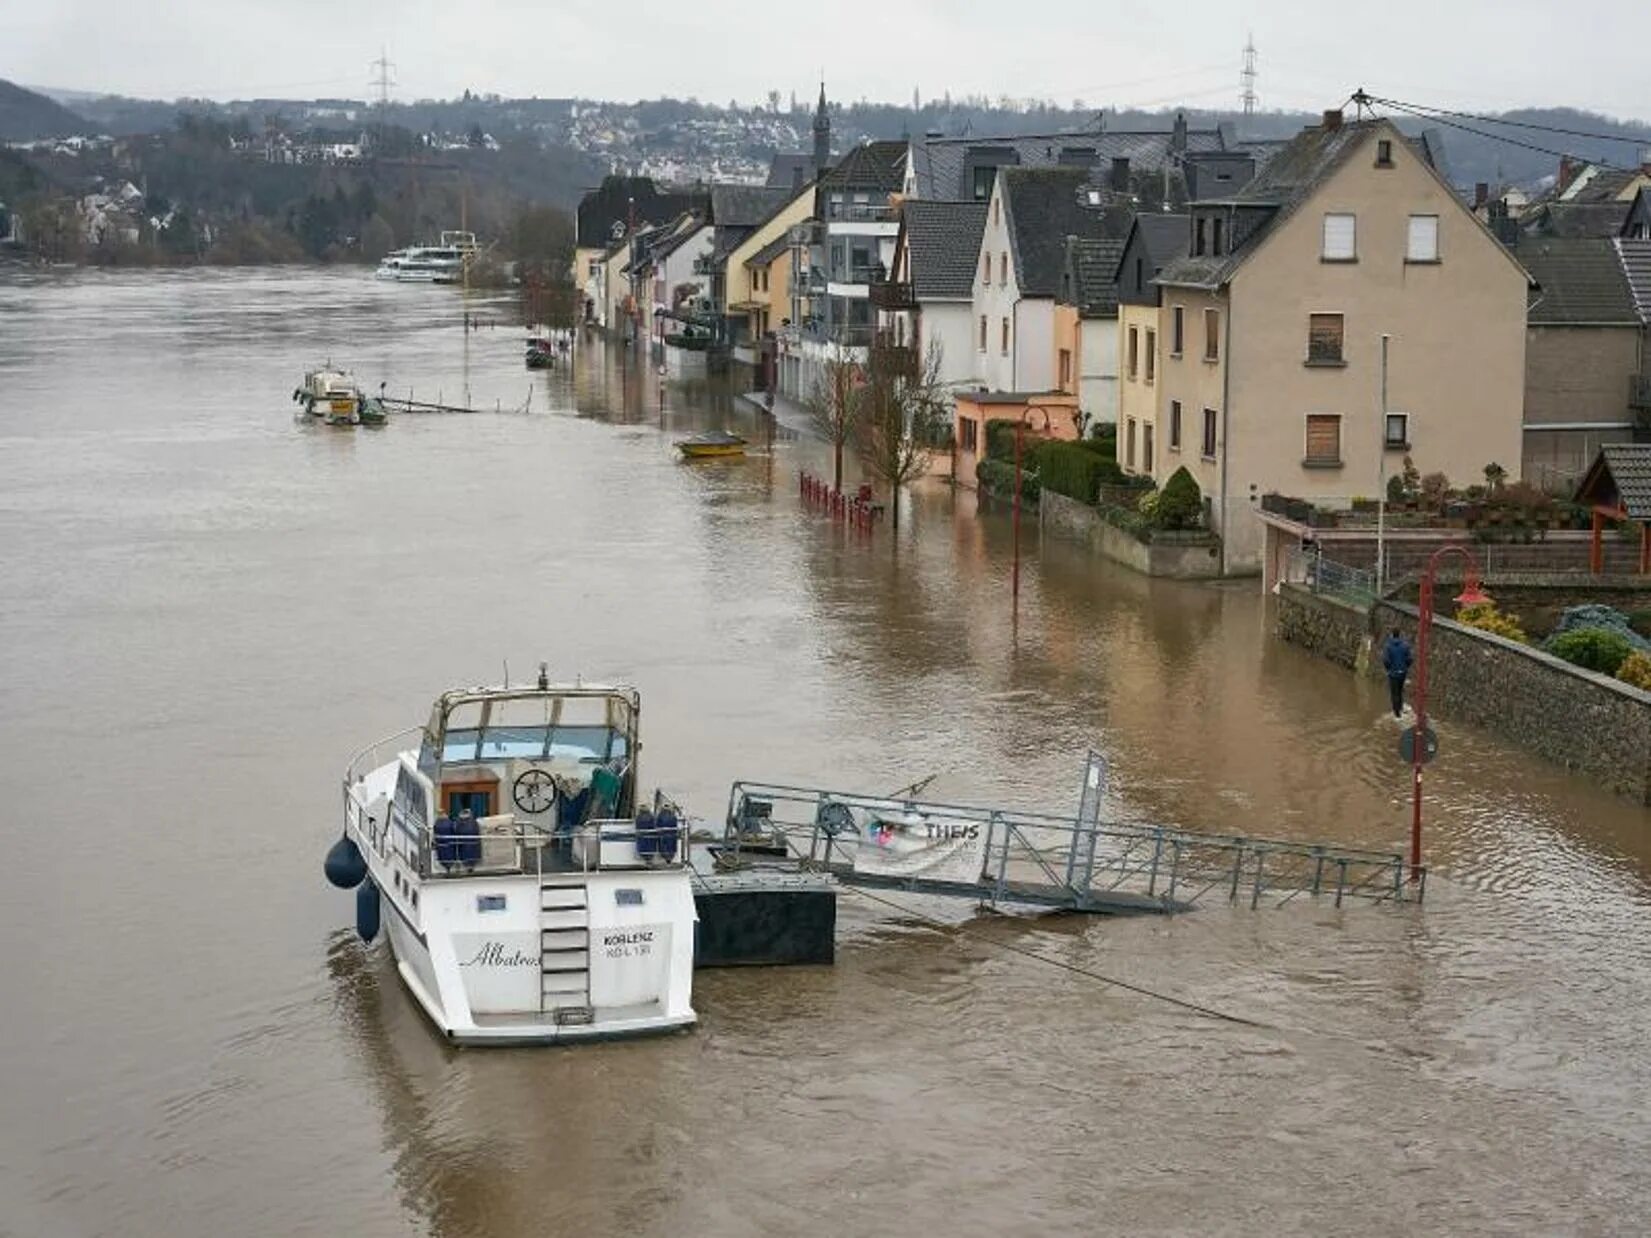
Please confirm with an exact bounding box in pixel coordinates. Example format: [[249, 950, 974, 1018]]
[[9, 0, 1650, 120]]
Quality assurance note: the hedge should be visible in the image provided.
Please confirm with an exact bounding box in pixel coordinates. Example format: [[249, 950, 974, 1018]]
[[976, 458, 1040, 502], [1038, 440, 1118, 504]]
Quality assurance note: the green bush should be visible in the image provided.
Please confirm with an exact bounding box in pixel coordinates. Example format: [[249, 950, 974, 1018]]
[[1545, 605, 1651, 655], [1616, 651, 1651, 691], [1038, 440, 1112, 504], [1456, 601, 1527, 644], [1155, 466, 1203, 530], [1547, 628, 1633, 676], [976, 458, 1039, 502]]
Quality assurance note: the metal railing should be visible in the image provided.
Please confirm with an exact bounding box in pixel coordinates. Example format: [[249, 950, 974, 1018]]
[[720, 779, 1417, 912], [825, 202, 897, 223], [343, 726, 424, 787], [1284, 547, 1378, 608], [420, 817, 690, 880]]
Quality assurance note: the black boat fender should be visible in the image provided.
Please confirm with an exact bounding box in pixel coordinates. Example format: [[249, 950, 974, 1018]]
[[356, 878, 381, 943], [324, 834, 367, 889]]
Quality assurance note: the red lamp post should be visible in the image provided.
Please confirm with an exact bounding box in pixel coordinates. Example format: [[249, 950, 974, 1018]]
[[1409, 544, 1490, 881], [1012, 406, 1056, 606]]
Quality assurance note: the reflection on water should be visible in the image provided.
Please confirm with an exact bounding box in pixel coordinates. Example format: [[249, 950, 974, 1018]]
[[1, 268, 1649, 1236]]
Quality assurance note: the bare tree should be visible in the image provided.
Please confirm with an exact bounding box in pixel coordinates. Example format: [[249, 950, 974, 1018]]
[[807, 346, 865, 493], [863, 339, 951, 532]]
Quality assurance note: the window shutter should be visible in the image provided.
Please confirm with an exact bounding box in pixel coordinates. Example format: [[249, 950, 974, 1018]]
[[1305, 414, 1341, 462], [1308, 313, 1344, 362], [1408, 215, 1439, 261], [1322, 213, 1356, 260]]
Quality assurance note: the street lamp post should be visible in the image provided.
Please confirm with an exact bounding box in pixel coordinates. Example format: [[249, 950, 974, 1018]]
[[1409, 543, 1490, 881], [1012, 406, 1055, 605]]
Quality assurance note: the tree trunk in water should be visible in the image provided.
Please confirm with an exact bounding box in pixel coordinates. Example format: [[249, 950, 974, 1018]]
[[891, 487, 900, 532], [833, 440, 843, 493]]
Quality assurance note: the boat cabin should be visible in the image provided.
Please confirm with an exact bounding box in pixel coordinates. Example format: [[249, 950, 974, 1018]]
[[361, 684, 682, 880]]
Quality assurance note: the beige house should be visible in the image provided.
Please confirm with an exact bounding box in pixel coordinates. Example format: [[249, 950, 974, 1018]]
[[720, 181, 816, 365], [1152, 113, 1531, 574]]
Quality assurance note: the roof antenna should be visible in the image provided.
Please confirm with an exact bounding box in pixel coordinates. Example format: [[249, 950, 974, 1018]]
[[537, 662, 550, 690]]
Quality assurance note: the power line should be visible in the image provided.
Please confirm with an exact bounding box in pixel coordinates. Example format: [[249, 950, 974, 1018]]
[[1361, 92, 1650, 149], [838, 883, 1270, 1029], [1365, 93, 1635, 172]]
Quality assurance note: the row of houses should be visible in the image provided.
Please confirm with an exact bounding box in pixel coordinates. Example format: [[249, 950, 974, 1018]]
[[574, 97, 1651, 574]]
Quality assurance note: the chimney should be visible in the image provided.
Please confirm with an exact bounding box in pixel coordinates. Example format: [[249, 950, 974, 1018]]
[[1558, 155, 1579, 192], [1171, 110, 1188, 154], [1474, 182, 1489, 210], [1109, 156, 1131, 191], [1322, 109, 1343, 132]]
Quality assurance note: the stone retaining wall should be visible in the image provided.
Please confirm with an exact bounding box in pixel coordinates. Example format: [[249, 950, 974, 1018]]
[[1042, 492, 1223, 579], [1274, 584, 1372, 669], [1276, 584, 1651, 801]]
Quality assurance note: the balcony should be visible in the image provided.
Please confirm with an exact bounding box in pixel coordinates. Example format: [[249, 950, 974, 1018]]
[[869, 279, 916, 311], [802, 322, 876, 348], [869, 335, 919, 379], [824, 201, 897, 223], [1631, 372, 1651, 412]]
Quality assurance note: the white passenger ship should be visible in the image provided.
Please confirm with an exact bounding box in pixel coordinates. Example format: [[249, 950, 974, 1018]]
[[375, 230, 479, 283], [328, 675, 697, 1044]]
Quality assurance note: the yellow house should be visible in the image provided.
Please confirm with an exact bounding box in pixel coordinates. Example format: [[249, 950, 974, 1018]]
[[1152, 113, 1530, 575], [572, 244, 607, 323], [719, 181, 816, 367], [1113, 215, 1190, 478]]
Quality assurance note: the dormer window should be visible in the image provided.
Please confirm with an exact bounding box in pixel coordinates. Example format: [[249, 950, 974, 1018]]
[[1194, 217, 1207, 257], [1376, 139, 1394, 167], [1212, 217, 1225, 256]]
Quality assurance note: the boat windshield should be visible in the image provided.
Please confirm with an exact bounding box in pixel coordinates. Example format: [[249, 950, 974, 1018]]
[[434, 693, 632, 766]]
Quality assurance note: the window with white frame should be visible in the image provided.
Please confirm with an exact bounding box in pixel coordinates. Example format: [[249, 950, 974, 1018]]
[[1322, 213, 1357, 261], [1407, 215, 1439, 262], [978, 314, 987, 351], [1169, 400, 1182, 450], [1000, 316, 1010, 355]]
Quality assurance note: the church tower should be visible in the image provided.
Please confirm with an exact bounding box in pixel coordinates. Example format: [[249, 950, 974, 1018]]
[[812, 81, 831, 176]]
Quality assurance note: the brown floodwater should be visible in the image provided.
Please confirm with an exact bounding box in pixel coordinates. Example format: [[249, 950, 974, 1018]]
[[2, 268, 1649, 1236]]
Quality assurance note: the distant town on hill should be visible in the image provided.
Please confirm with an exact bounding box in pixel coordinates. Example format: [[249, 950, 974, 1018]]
[[10, 79, 1651, 190], [3, 76, 1649, 272]]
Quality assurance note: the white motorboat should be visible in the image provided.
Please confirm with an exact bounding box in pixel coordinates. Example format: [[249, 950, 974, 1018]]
[[327, 674, 698, 1045], [295, 365, 364, 424], [375, 230, 479, 283]]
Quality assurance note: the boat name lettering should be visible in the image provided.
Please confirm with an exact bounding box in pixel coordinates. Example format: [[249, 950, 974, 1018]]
[[602, 928, 656, 959], [926, 822, 980, 841], [602, 930, 654, 947], [460, 941, 537, 968]]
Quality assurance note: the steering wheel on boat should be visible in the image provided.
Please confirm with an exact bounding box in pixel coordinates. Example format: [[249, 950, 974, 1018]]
[[512, 768, 559, 815]]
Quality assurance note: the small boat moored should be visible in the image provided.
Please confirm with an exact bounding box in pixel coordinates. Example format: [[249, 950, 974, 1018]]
[[329, 674, 698, 1045], [676, 430, 747, 460], [295, 365, 366, 425]]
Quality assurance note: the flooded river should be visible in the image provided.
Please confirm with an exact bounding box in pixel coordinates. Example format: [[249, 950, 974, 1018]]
[[2, 268, 1649, 1236]]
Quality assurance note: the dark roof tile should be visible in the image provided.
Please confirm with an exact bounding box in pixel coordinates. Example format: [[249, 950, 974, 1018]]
[[819, 140, 907, 192], [1577, 444, 1651, 520], [1521, 238, 1638, 324], [1000, 166, 1118, 297], [1063, 237, 1125, 317], [912, 127, 1225, 201], [901, 200, 988, 300], [1617, 238, 1651, 321], [709, 184, 793, 228]]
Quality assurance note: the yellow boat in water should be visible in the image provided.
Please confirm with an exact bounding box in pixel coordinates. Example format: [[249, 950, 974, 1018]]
[[676, 430, 747, 459]]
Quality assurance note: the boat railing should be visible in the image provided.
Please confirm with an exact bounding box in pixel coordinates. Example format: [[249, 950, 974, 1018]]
[[343, 727, 424, 789], [417, 817, 691, 880]]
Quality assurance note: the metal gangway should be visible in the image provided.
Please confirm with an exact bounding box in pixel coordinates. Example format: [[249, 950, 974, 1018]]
[[719, 754, 1422, 914]]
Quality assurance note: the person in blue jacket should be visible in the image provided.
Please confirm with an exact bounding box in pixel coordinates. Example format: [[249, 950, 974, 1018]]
[[1381, 628, 1413, 718]]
